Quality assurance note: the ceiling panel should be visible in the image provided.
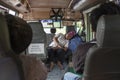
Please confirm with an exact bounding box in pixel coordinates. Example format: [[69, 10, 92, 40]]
[[24, 0, 81, 20], [0, 0, 81, 21], [29, 0, 71, 8]]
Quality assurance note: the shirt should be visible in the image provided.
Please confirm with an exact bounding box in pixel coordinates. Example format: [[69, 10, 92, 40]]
[[49, 41, 57, 47], [54, 33, 69, 47]]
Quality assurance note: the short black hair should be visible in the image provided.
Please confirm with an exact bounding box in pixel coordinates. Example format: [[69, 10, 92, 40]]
[[5, 14, 32, 54], [90, 2, 120, 32]]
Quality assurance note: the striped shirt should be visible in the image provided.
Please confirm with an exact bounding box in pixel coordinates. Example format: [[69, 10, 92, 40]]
[[55, 33, 69, 47]]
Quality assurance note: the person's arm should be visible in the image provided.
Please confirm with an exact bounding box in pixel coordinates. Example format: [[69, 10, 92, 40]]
[[53, 33, 62, 48], [63, 40, 69, 51], [53, 37, 59, 45], [53, 37, 62, 48], [63, 47, 68, 51]]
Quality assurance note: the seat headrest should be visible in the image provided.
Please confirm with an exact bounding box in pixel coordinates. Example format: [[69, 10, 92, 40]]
[[0, 13, 12, 53], [5, 14, 32, 54], [96, 15, 120, 47], [28, 22, 43, 30]]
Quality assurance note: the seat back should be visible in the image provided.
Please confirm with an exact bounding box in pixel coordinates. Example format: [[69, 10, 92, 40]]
[[28, 22, 47, 60], [0, 13, 21, 80], [83, 15, 120, 80]]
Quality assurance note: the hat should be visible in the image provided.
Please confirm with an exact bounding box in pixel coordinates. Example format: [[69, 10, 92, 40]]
[[67, 31, 76, 37]]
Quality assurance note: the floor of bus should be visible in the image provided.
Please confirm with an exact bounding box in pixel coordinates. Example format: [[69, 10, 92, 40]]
[[46, 62, 68, 80]]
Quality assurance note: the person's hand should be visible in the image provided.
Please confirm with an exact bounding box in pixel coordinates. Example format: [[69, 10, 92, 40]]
[[52, 47, 58, 50], [63, 47, 67, 51], [57, 45, 62, 48]]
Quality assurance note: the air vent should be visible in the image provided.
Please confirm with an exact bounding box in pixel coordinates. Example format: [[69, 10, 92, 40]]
[[16, 3, 21, 7]]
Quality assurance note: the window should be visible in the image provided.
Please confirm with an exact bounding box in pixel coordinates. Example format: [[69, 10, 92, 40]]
[[41, 19, 62, 28], [55, 26, 66, 34], [0, 5, 8, 14], [53, 21, 61, 28], [41, 19, 53, 28], [41, 19, 65, 34], [43, 26, 66, 34], [9, 10, 16, 15], [76, 21, 83, 33], [0, 5, 17, 16]]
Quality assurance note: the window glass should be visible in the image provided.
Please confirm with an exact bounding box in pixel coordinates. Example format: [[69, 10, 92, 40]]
[[42, 19, 65, 34], [76, 21, 83, 33], [55, 26, 66, 34], [9, 10, 16, 15], [53, 21, 62, 28], [41, 19, 62, 28], [0, 5, 8, 14], [41, 19, 53, 28], [43, 26, 66, 34]]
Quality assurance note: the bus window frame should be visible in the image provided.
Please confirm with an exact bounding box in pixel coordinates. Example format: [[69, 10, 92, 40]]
[[83, 4, 100, 42]]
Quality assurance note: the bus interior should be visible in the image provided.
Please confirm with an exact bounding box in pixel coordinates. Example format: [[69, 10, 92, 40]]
[[0, 0, 120, 80]]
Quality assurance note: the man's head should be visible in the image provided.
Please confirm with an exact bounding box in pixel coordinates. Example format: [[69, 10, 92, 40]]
[[90, 2, 120, 32], [65, 31, 76, 40]]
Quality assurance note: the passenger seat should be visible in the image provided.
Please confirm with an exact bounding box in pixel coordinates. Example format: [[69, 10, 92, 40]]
[[28, 22, 47, 60], [0, 13, 21, 80], [83, 15, 120, 80]]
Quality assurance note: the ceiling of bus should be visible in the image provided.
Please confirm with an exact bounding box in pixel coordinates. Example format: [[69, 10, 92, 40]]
[[29, 0, 70, 8], [0, 0, 81, 21], [73, 0, 107, 11], [23, 0, 81, 21], [0, 0, 107, 21]]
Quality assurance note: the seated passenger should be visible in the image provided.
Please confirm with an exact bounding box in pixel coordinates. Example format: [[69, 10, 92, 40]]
[[65, 31, 83, 63], [63, 2, 120, 80], [47, 32, 73, 71], [68, 31, 83, 53], [5, 14, 48, 80]]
